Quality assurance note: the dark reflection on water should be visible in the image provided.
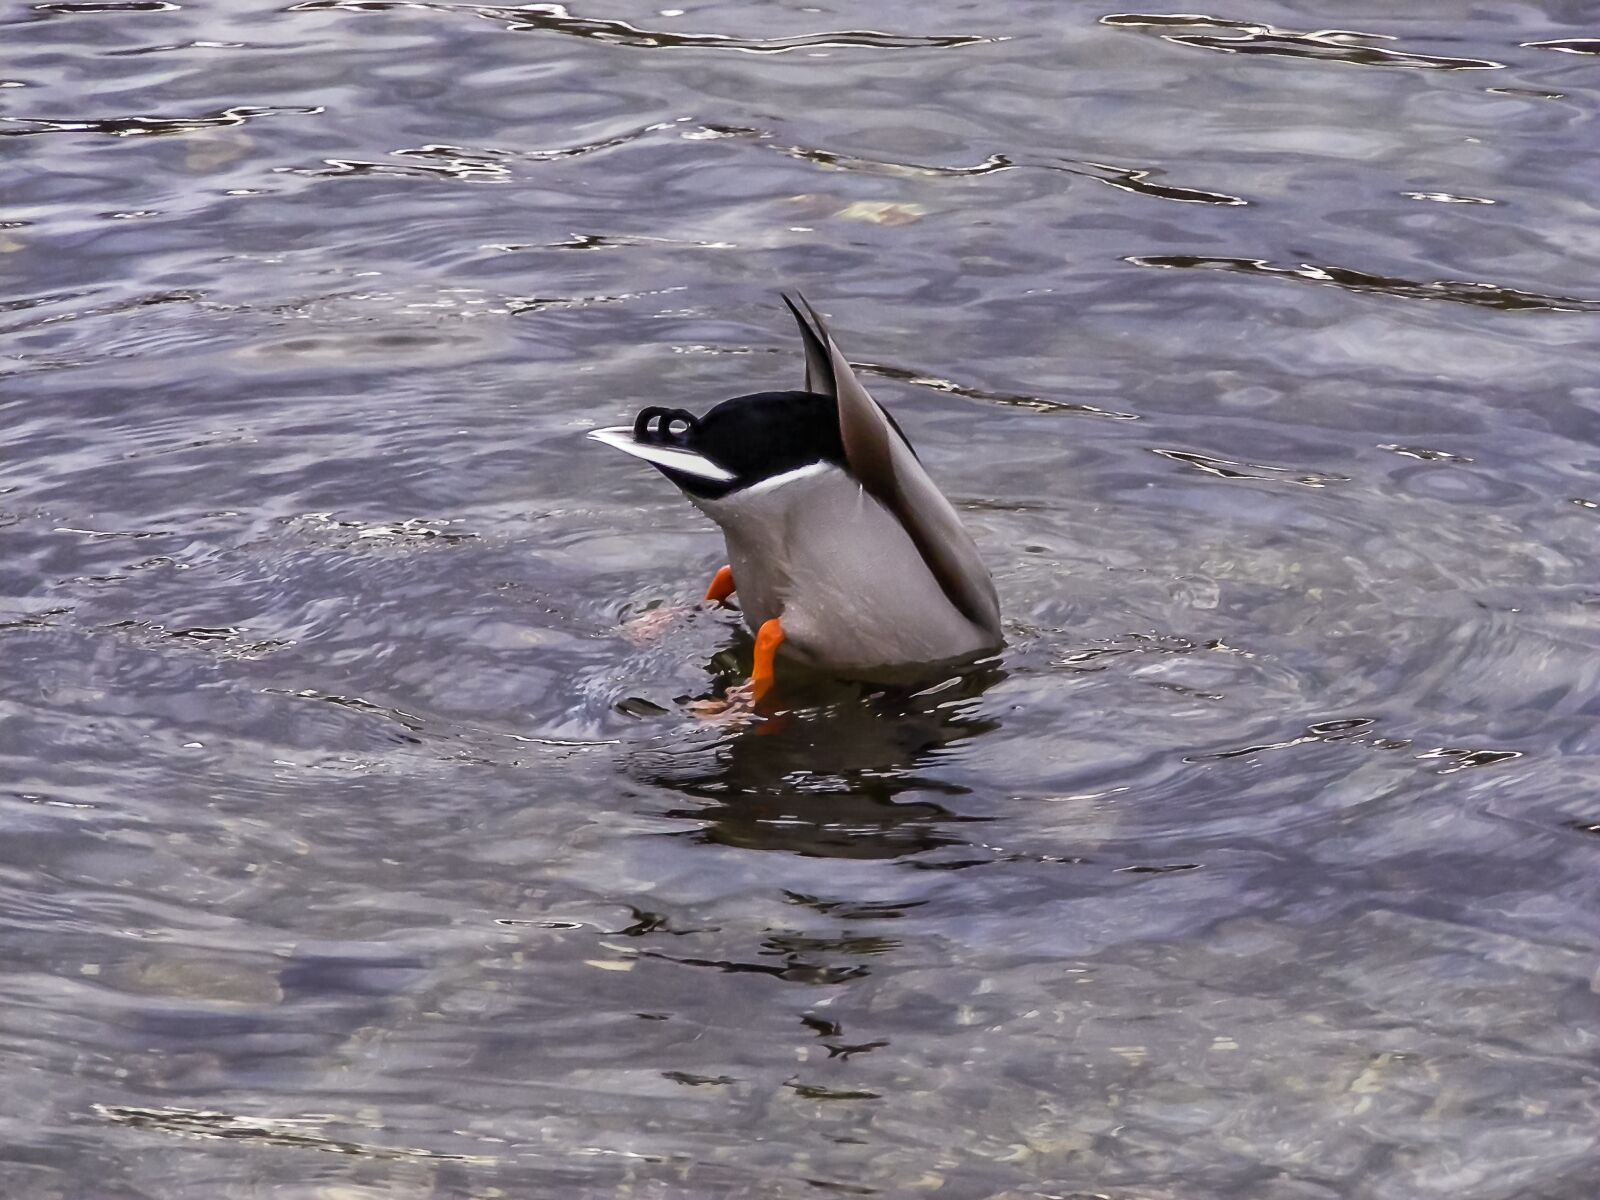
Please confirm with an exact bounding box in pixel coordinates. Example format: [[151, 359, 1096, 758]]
[[637, 671, 1002, 859], [5, 0, 1600, 1195]]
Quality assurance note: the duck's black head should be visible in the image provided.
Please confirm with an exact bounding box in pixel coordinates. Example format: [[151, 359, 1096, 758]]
[[629, 389, 847, 499]]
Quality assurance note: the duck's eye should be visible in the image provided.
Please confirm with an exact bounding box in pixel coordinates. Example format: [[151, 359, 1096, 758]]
[[633, 406, 669, 440], [633, 407, 698, 443]]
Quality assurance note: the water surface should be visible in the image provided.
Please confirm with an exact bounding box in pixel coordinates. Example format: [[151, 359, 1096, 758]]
[[4, 1, 1600, 1196]]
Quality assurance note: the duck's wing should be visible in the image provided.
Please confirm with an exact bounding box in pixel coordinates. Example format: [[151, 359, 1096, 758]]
[[783, 294, 1002, 642]]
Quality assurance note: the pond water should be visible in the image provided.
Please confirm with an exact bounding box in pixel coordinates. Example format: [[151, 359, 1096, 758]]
[[4, 1, 1600, 1196]]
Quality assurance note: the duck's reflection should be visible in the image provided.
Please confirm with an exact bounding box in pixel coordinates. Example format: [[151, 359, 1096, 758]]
[[627, 659, 1004, 859]]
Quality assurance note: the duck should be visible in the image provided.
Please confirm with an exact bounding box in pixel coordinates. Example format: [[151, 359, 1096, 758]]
[[588, 295, 1002, 701]]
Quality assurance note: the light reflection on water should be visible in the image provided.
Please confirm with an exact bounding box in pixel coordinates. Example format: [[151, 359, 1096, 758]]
[[3, 0, 1600, 1196]]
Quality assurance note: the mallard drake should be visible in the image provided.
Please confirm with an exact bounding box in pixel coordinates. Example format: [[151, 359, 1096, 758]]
[[588, 295, 1002, 700]]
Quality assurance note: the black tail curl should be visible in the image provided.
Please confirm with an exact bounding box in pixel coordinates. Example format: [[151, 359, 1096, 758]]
[[632, 407, 700, 445]]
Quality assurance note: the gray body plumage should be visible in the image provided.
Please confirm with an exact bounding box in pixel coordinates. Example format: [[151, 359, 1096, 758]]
[[693, 461, 997, 673]]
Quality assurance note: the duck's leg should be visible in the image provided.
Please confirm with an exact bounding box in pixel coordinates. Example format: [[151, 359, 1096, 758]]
[[704, 565, 736, 606], [750, 617, 785, 703]]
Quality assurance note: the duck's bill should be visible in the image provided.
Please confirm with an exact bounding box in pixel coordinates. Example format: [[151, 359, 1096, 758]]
[[586, 426, 735, 484]]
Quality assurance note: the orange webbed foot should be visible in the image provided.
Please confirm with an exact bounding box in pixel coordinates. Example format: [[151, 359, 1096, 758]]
[[750, 617, 785, 705], [704, 565, 736, 606]]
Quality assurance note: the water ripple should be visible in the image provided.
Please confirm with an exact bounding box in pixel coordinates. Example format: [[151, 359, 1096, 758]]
[[1074, 158, 1247, 205], [277, 121, 679, 182], [0, 287, 200, 337], [659, 344, 1131, 418], [0, 105, 322, 139], [856, 360, 1141, 420], [1128, 254, 1600, 313], [95, 1105, 490, 1163], [1416, 746, 1523, 774], [781, 146, 1016, 180], [8, 0, 1600, 1192], [103, 38, 251, 55], [0, 287, 97, 317], [1103, 14, 1504, 70], [1379, 444, 1474, 464], [1186, 717, 1522, 776], [278, 147, 514, 183], [272, 113, 1242, 209], [1485, 85, 1565, 99], [289, 0, 1002, 54], [1523, 39, 1600, 56], [23, 0, 177, 15], [1403, 191, 1495, 206], [285, 511, 479, 546], [784, 141, 1247, 205], [493, 232, 736, 252], [1150, 447, 1348, 487]]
